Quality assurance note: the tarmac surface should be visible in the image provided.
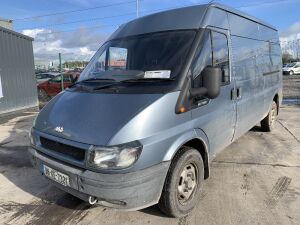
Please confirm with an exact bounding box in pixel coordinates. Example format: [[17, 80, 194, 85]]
[[283, 75, 300, 99], [0, 105, 299, 225]]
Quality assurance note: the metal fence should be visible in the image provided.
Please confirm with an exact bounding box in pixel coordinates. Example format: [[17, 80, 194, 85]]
[[0, 26, 38, 114]]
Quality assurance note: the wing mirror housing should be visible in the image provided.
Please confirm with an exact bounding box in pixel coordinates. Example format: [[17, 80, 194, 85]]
[[190, 66, 222, 99]]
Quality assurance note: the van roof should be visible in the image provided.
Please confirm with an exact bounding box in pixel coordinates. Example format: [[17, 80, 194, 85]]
[[109, 3, 276, 40], [211, 3, 276, 30]]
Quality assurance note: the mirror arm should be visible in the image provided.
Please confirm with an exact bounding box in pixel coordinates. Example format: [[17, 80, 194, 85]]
[[189, 87, 208, 99]]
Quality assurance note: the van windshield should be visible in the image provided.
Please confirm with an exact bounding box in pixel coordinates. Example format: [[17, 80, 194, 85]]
[[79, 30, 196, 83]]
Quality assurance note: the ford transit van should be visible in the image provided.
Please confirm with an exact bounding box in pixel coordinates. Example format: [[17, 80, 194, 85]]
[[29, 3, 282, 217]]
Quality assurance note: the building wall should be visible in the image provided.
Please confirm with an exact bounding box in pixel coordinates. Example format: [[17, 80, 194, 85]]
[[0, 26, 38, 114], [0, 19, 13, 30]]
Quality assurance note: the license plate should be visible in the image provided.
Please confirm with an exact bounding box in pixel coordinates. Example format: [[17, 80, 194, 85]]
[[43, 165, 70, 187]]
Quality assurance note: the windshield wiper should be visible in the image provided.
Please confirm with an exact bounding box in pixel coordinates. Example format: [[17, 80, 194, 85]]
[[93, 83, 120, 90], [81, 77, 116, 82], [121, 78, 175, 82], [92, 78, 174, 91], [69, 78, 116, 88]]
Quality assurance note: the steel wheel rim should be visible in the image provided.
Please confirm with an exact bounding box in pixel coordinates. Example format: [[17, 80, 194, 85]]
[[270, 105, 277, 126], [177, 163, 197, 204]]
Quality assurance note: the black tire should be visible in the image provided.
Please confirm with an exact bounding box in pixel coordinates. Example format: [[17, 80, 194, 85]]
[[158, 146, 204, 218], [261, 101, 278, 132], [289, 70, 294, 75]]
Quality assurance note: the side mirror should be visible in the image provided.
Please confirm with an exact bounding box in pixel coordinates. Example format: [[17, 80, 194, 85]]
[[190, 66, 222, 99]]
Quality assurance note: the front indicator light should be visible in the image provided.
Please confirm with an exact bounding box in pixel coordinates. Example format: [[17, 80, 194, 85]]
[[29, 128, 35, 146]]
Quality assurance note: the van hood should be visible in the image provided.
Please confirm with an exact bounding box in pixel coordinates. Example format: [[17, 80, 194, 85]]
[[34, 90, 163, 145]]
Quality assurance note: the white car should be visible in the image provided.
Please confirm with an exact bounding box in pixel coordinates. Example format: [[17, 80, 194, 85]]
[[282, 62, 300, 75]]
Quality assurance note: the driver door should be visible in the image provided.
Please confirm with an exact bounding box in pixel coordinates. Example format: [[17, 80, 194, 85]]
[[191, 28, 236, 156]]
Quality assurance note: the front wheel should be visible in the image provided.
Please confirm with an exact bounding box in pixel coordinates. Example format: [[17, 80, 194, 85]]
[[158, 147, 204, 218], [289, 70, 294, 75], [261, 101, 278, 132]]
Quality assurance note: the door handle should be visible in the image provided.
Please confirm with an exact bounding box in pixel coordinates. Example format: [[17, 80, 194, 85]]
[[237, 87, 242, 99], [231, 87, 242, 100]]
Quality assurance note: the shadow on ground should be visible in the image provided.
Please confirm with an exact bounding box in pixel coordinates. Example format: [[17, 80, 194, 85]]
[[0, 112, 94, 225]]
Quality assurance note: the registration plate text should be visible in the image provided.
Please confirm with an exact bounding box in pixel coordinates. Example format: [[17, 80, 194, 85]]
[[43, 165, 70, 187]]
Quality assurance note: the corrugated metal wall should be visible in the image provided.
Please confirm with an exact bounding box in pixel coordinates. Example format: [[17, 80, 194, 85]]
[[0, 26, 38, 114]]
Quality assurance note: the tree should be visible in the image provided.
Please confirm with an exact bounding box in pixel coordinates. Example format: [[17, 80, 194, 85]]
[[63, 61, 88, 69], [282, 53, 293, 64]]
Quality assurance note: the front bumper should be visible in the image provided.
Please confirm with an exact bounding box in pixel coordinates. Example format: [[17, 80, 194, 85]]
[[28, 147, 170, 210]]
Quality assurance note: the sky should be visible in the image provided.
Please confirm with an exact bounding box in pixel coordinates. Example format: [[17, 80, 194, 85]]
[[1, 0, 300, 66]]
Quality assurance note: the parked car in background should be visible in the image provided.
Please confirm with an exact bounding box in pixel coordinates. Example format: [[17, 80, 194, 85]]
[[65, 70, 81, 77], [36, 72, 59, 84], [37, 73, 79, 100], [282, 62, 300, 75]]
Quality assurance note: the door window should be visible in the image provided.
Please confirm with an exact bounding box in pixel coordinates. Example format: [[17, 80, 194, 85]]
[[211, 31, 230, 83], [49, 76, 62, 83], [191, 30, 212, 88], [191, 29, 230, 88]]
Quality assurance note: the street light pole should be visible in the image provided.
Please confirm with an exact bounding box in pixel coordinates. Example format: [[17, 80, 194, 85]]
[[59, 53, 64, 91], [296, 39, 300, 61]]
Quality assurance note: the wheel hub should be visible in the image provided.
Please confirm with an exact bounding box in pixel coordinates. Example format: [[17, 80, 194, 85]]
[[270, 106, 276, 126], [178, 164, 197, 203]]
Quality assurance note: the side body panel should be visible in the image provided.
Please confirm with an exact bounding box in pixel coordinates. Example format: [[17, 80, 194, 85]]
[[227, 12, 282, 140], [109, 92, 210, 172], [198, 6, 281, 153]]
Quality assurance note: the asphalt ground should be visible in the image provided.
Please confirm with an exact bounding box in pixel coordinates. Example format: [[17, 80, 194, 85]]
[[283, 75, 300, 99], [0, 104, 299, 225]]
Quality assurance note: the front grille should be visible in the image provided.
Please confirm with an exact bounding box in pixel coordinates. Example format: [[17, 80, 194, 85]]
[[40, 137, 85, 161]]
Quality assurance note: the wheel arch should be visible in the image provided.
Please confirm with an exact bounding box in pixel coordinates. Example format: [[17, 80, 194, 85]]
[[163, 129, 210, 179], [273, 93, 279, 115], [182, 138, 210, 179]]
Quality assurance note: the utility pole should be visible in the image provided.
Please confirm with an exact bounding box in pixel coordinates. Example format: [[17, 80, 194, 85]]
[[296, 39, 300, 61], [136, 0, 139, 18], [59, 53, 64, 91]]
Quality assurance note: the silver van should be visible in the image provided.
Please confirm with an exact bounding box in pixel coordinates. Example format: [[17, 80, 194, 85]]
[[29, 3, 282, 217]]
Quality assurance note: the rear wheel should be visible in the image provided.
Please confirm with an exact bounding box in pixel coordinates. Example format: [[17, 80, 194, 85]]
[[158, 147, 204, 218], [261, 101, 277, 132]]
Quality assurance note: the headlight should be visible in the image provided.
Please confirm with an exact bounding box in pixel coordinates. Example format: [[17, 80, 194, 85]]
[[32, 116, 37, 128], [87, 141, 142, 169]]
